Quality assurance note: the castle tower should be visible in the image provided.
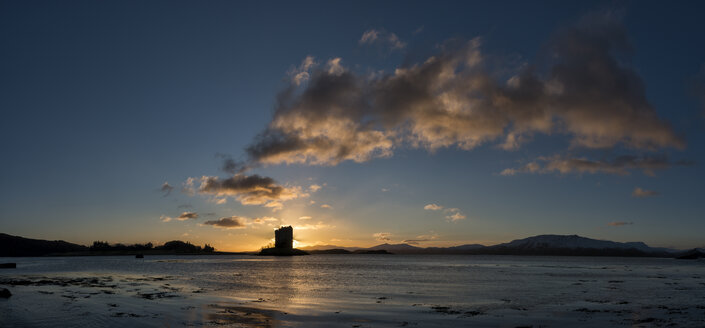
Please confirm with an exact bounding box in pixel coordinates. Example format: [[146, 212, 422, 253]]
[[274, 226, 293, 249]]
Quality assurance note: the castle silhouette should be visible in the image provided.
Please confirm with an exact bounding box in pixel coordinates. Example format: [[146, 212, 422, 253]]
[[258, 226, 308, 256]]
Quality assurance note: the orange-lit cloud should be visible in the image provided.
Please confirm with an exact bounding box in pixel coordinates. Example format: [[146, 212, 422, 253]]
[[425, 204, 466, 222], [373, 232, 392, 242], [245, 14, 682, 168], [196, 174, 308, 209], [294, 222, 333, 230]]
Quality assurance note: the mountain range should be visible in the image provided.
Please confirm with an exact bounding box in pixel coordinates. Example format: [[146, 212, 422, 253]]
[[301, 234, 687, 257]]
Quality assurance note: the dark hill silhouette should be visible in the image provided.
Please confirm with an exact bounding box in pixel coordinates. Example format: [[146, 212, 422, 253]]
[[0, 233, 88, 256], [301, 235, 679, 257], [0, 233, 218, 257], [676, 249, 705, 259]]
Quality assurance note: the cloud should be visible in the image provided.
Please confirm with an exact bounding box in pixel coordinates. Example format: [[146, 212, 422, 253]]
[[359, 29, 379, 44], [182, 177, 196, 196], [402, 233, 439, 245], [320, 204, 332, 209], [203, 216, 247, 229], [244, 14, 682, 169], [424, 204, 443, 211], [294, 222, 332, 230], [445, 208, 466, 222], [359, 29, 406, 50], [298, 216, 312, 220], [215, 153, 250, 175], [160, 182, 174, 196], [196, 174, 308, 209], [373, 232, 392, 242], [632, 187, 659, 198], [502, 153, 692, 177], [608, 221, 634, 226], [309, 184, 322, 192], [425, 204, 466, 221], [160, 215, 172, 222], [289, 56, 317, 86], [253, 216, 279, 224], [177, 211, 199, 221]]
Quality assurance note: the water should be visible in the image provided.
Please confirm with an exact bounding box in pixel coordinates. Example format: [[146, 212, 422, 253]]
[[1, 255, 705, 327]]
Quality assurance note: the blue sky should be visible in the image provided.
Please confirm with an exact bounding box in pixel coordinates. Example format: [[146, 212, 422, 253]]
[[1, 1, 704, 251]]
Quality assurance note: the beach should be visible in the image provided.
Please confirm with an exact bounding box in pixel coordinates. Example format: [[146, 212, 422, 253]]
[[1, 255, 705, 327]]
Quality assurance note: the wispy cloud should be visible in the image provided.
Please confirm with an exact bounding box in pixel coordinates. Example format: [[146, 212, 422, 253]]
[[320, 204, 332, 209], [294, 222, 332, 230], [425, 204, 466, 221], [608, 221, 634, 226], [402, 233, 438, 245], [298, 216, 312, 220], [632, 187, 659, 198], [445, 211, 466, 222], [373, 232, 392, 242], [177, 211, 199, 221], [160, 215, 172, 222], [288, 56, 317, 86], [160, 182, 174, 196], [309, 184, 322, 192], [501, 154, 692, 177], [203, 216, 247, 229], [359, 29, 406, 50], [253, 216, 279, 224], [424, 204, 443, 211]]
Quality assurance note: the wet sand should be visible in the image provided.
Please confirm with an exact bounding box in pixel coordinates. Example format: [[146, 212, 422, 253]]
[[2, 256, 705, 327]]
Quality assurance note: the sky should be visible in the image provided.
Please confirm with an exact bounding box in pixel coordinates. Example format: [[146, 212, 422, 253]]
[[1, 0, 704, 251]]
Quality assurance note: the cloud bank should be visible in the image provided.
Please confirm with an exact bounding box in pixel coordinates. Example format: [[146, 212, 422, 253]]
[[244, 14, 682, 169]]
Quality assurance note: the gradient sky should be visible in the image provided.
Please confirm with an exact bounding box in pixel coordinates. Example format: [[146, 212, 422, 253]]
[[1, 1, 704, 251]]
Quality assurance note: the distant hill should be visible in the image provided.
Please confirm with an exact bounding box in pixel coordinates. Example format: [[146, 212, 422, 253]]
[[305, 235, 680, 257], [0, 233, 224, 257], [0, 233, 88, 256], [300, 244, 361, 251], [366, 243, 422, 252]]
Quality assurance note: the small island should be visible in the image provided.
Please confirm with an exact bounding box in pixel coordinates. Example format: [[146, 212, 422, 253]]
[[258, 226, 309, 256]]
